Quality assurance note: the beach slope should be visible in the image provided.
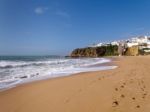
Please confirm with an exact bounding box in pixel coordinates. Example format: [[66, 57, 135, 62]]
[[0, 56, 150, 112]]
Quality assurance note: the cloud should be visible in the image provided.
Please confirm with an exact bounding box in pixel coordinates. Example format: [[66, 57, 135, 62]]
[[56, 10, 70, 18], [34, 7, 48, 15]]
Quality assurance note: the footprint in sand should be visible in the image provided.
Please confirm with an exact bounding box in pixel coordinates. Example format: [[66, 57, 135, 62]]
[[112, 78, 149, 111], [120, 85, 124, 89], [142, 92, 148, 99], [123, 82, 126, 85], [120, 94, 125, 98], [136, 105, 140, 108], [137, 79, 149, 100], [112, 100, 119, 107], [132, 97, 136, 100], [65, 98, 70, 103], [115, 88, 118, 91], [141, 88, 145, 91], [141, 80, 144, 84], [98, 77, 101, 80]]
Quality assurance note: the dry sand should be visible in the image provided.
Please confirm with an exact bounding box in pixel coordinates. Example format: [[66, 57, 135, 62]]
[[0, 56, 150, 112]]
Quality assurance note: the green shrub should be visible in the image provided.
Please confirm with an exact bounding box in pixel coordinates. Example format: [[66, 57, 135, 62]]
[[71, 45, 119, 57]]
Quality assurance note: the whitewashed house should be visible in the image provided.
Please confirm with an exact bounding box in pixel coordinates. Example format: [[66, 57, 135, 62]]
[[89, 43, 103, 47], [125, 42, 139, 48], [130, 36, 148, 44], [111, 41, 119, 46]]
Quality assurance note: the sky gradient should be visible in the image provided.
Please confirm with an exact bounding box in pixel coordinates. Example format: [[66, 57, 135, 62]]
[[1, 0, 150, 55]]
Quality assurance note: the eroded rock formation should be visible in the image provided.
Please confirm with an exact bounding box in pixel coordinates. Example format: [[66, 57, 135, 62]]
[[70, 45, 118, 57]]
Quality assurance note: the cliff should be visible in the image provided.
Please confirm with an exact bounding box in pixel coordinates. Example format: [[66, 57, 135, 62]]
[[124, 46, 139, 56], [70, 45, 118, 57]]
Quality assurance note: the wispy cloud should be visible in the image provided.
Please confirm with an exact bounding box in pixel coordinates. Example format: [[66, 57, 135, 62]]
[[56, 10, 70, 18], [34, 7, 48, 15], [34, 4, 71, 27]]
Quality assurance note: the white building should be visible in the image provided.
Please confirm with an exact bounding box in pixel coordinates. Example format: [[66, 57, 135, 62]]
[[111, 41, 119, 46], [130, 36, 149, 44], [125, 42, 139, 48], [96, 43, 103, 47], [125, 35, 150, 48], [146, 41, 150, 48], [89, 43, 103, 47], [89, 35, 150, 49]]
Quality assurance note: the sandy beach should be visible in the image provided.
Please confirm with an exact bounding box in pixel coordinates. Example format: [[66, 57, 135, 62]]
[[0, 56, 150, 112]]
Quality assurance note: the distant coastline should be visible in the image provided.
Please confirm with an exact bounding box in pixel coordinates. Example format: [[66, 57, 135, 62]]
[[70, 35, 150, 57]]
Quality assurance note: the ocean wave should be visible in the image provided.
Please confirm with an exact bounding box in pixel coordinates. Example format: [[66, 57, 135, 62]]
[[0, 57, 115, 90], [0, 60, 69, 69], [0, 58, 109, 69]]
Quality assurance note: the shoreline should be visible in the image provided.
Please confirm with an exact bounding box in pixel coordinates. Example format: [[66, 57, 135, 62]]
[[0, 56, 150, 112], [0, 57, 117, 92]]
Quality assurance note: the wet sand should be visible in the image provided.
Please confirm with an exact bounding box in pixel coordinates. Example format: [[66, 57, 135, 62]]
[[0, 56, 150, 112]]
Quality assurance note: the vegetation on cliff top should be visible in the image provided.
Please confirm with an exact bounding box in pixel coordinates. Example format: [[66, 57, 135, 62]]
[[70, 45, 118, 57]]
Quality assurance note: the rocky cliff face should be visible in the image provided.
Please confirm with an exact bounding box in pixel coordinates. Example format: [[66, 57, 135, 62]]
[[70, 45, 118, 57], [125, 46, 139, 56]]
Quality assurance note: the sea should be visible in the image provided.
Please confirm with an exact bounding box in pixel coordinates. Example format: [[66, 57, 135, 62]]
[[0, 56, 117, 90]]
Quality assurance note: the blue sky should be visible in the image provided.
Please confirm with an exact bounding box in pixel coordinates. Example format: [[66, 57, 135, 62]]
[[1, 0, 150, 55]]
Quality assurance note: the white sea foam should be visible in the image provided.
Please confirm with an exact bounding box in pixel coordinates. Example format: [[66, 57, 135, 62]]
[[0, 57, 117, 90]]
